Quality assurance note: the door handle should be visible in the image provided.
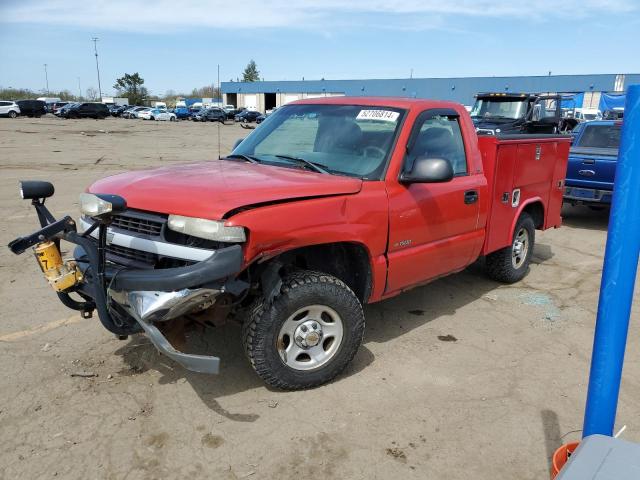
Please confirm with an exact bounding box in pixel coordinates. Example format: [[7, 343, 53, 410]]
[[464, 190, 478, 204]]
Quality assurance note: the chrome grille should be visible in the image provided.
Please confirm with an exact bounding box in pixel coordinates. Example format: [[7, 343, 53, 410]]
[[106, 243, 157, 266], [110, 211, 165, 237]]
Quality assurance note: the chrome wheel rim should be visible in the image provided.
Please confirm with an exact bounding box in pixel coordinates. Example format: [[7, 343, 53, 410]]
[[277, 305, 344, 371], [512, 227, 529, 269]]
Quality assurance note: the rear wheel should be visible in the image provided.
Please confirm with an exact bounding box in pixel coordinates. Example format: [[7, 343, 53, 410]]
[[243, 270, 365, 390], [485, 212, 535, 283]]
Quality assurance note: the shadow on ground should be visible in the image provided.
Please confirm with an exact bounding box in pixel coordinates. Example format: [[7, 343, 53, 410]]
[[561, 204, 609, 232], [364, 261, 507, 344], [114, 323, 375, 423], [541, 409, 562, 472]]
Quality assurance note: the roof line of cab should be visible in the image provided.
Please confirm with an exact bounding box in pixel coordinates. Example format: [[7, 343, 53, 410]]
[[287, 96, 464, 110]]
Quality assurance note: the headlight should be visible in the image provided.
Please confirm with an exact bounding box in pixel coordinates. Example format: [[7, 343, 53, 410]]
[[167, 215, 246, 242], [79, 193, 113, 217]]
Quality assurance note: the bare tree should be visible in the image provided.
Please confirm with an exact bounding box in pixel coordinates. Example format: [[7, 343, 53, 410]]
[[86, 87, 99, 101]]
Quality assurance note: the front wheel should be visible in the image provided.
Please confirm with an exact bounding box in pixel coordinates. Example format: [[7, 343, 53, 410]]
[[9, 111, 18, 118], [243, 271, 365, 390], [485, 212, 535, 283]]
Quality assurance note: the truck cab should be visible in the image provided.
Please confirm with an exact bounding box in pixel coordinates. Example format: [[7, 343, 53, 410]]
[[471, 92, 570, 135], [10, 97, 570, 390]]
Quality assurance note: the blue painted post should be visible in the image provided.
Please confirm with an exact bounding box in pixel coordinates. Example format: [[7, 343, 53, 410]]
[[583, 84, 640, 437]]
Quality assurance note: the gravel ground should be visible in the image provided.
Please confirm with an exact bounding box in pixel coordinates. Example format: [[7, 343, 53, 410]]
[[0, 116, 638, 479]]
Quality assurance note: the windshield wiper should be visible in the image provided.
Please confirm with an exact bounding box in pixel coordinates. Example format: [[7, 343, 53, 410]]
[[274, 155, 329, 174], [224, 153, 261, 164]]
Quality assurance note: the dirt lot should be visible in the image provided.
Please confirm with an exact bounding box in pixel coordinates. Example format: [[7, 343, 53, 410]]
[[0, 116, 638, 479]]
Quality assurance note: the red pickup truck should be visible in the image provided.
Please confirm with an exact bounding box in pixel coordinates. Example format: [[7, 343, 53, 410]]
[[9, 97, 570, 390]]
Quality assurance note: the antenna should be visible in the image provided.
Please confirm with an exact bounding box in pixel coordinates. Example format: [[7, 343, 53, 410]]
[[217, 64, 221, 159], [92, 37, 103, 100], [43, 64, 49, 94]]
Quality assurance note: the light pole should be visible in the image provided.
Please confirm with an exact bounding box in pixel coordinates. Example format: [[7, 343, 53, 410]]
[[44, 64, 49, 94], [92, 37, 102, 100], [77, 77, 82, 100]]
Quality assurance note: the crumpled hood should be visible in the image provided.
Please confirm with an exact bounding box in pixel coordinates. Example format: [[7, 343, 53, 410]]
[[89, 160, 363, 219]]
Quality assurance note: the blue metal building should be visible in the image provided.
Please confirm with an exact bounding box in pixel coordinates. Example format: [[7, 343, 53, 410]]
[[221, 73, 640, 112]]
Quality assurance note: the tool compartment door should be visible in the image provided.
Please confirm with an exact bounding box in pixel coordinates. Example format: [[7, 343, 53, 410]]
[[484, 143, 518, 254], [547, 140, 570, 227]]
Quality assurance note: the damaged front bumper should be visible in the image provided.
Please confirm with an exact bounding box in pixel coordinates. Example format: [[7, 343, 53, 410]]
[[8, 184, 245, 375]]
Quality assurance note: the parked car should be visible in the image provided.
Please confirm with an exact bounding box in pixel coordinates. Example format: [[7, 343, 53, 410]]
[[173, 107, 191, 120], [0, 100, 21, 118], [564, 120, 622, 207], [235, 110, 262, 123], [188, 107, 203, 120], [60, 102, 110, 119], [115, 105, 130, 117], [122, 106, 143, 119], [603, 108, 624, 120], [138, 107, 166, 120], [16, 100, 47, 118], [133, 107, 152, 119], [146, 108, 176, 122], [122, 106, 150, 119], [193, 107, 226, 122], [256, 107, 277, 125], [9, 97, 570, 390], [52, 102, 71, 114], [54, 103, 80, 117], [574, 108, 602, 122], [224, 107, 245, 120], [109, 105, 128, 117]]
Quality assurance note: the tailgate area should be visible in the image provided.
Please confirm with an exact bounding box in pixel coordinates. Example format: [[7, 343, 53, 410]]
[[478, 135, 570, 255]]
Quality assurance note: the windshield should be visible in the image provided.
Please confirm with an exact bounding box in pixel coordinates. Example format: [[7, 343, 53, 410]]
[[231, 104, 405, 179], [576, 124, 621, 149], [470, 98, 528, 120]]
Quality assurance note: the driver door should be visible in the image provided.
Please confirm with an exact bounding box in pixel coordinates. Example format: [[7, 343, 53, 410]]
[[385, 109, 485, 294]]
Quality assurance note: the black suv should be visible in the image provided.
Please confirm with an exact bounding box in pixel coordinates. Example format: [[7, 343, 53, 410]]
[[16, 100, 47, 118], [61, 102, 110, 119], [194, 107, 227, 122], [235, 110, 262, 123]]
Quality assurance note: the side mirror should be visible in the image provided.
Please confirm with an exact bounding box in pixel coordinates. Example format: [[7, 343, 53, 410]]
[[400, 157, 454, 184], [232, 138, 244, 150]]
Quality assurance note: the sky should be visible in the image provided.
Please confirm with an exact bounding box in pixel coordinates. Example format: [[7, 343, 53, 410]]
[[1, 0, 639, 97]]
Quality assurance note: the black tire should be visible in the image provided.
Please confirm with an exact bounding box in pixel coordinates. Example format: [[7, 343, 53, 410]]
[[9, 111, 18, 118], [243, 270, 365, 390], [485, 212, 535, 283]]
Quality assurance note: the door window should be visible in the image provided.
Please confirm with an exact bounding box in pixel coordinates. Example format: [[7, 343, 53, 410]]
[[410, 115, 467, 175]]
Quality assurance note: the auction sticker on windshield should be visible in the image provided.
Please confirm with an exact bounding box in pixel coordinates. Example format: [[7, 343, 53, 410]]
[[356, 110, 399, 122]]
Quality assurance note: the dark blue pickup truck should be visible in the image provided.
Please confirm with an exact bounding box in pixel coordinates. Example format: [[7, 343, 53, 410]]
[[564, 120, 622, 206]]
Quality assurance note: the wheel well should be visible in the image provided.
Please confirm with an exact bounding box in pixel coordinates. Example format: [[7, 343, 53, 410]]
[[254, 243, 372, 303], [523, 201, 544, 229]]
